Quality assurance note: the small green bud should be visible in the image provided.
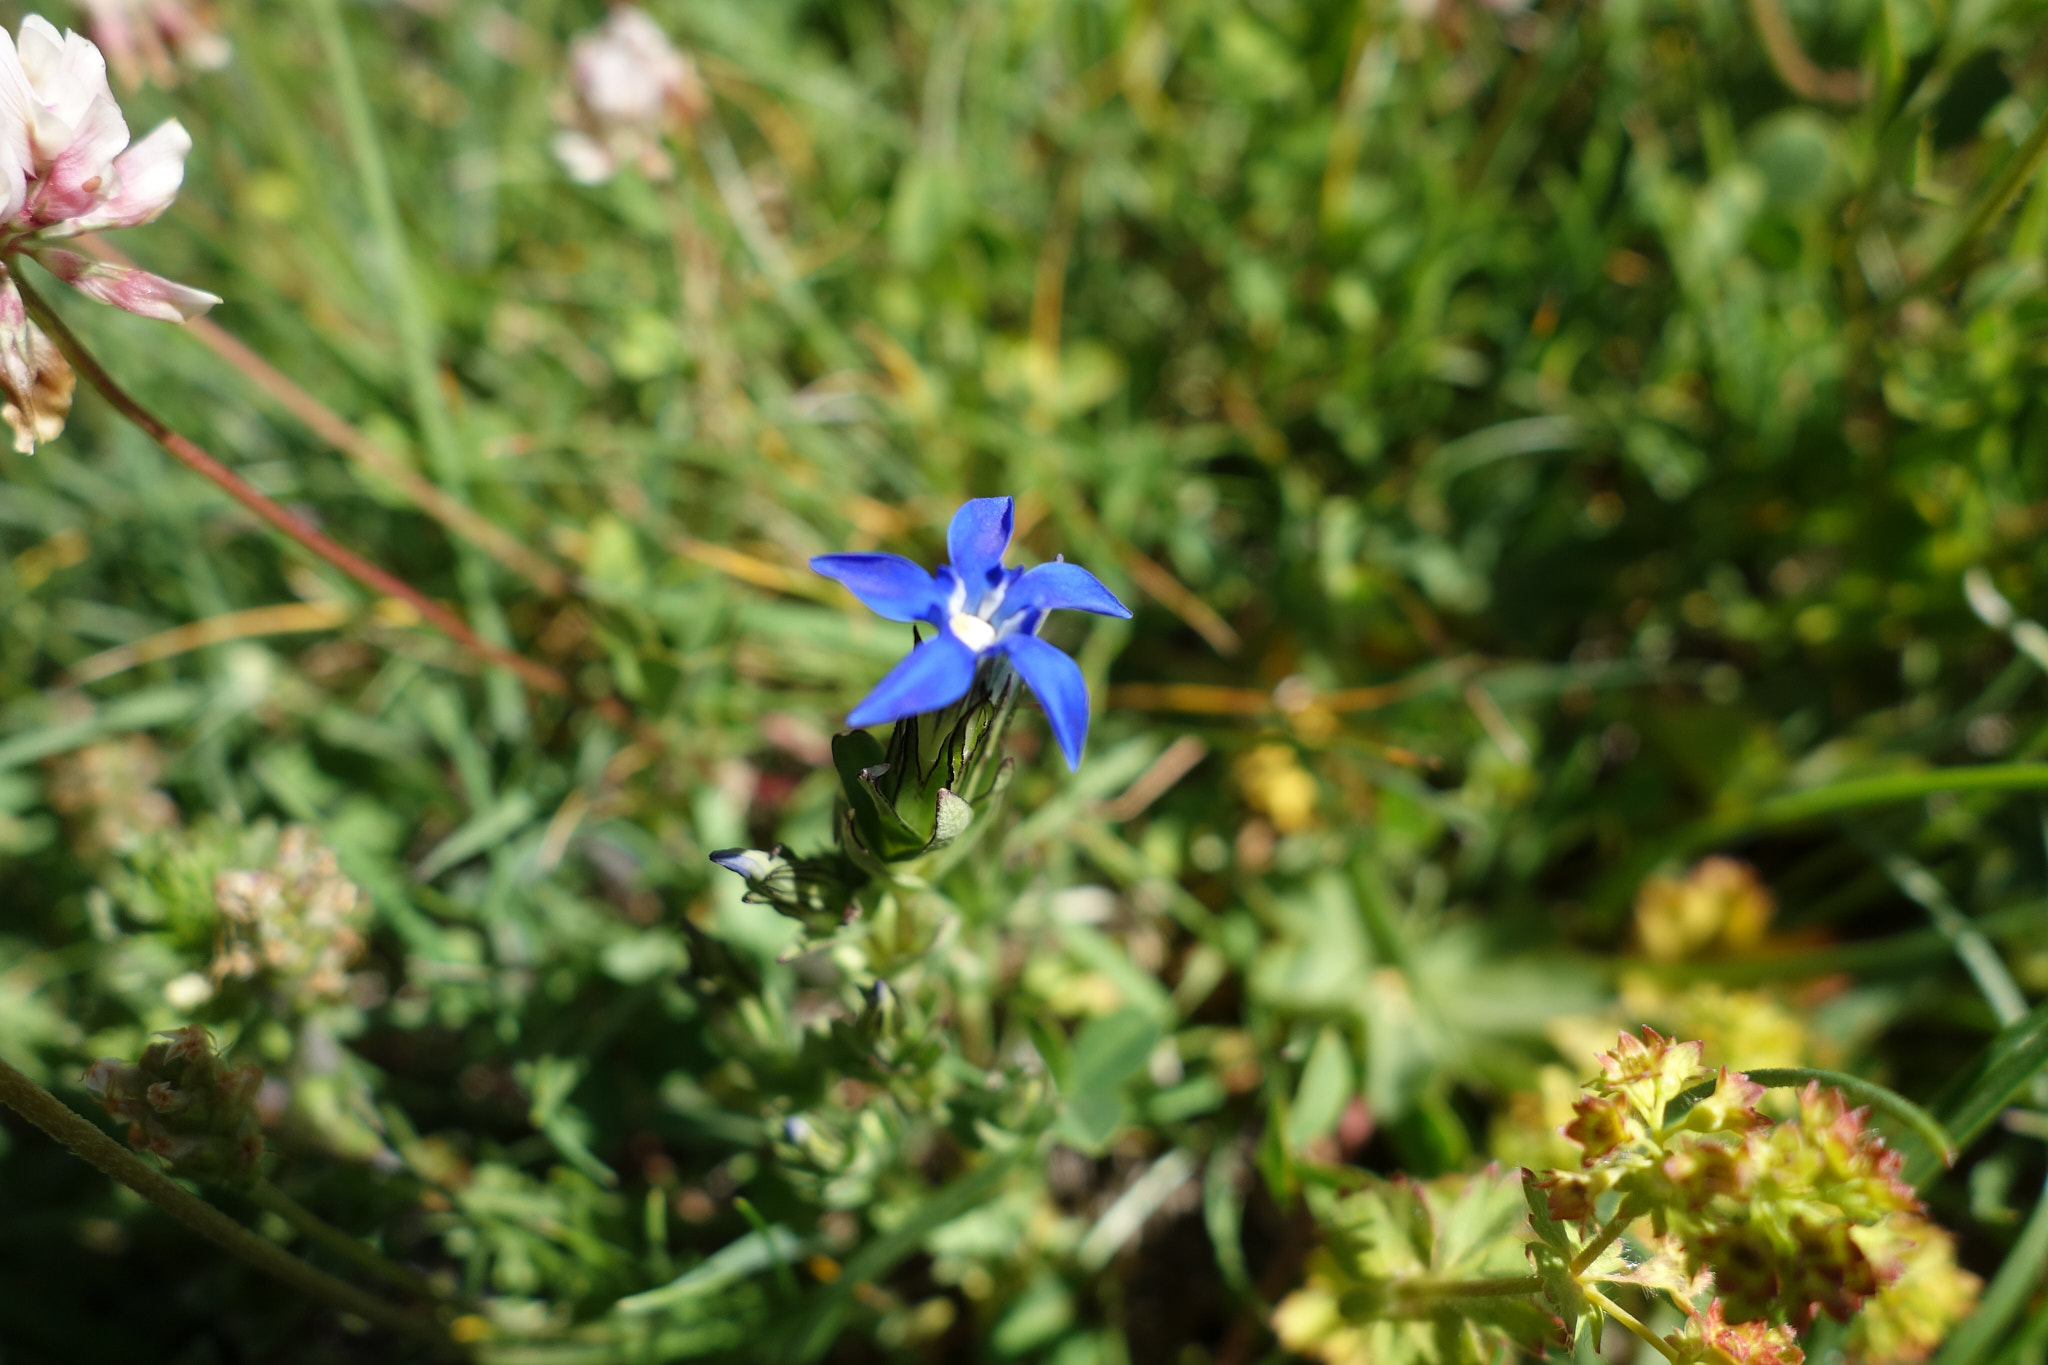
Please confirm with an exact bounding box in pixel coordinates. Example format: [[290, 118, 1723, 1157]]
[[83, 1026, 264, 1188], [709, 846, 861, 928]]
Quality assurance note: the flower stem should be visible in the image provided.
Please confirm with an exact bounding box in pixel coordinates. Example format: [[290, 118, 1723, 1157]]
[[84, 241, 572, 599], [1394, 1273, 1544, 1306], [0, 1057, 460, 1354], [1569, 1200, 1637, 1276], [1916, 99, 2048, 297], [251, 1179, 452, 1306], [14, 270, 602, 716], [1583, 1285, 1682, 1364]]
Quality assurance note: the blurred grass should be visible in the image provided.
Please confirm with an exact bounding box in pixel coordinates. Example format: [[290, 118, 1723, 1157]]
[[2, 0, 2048, 1360]]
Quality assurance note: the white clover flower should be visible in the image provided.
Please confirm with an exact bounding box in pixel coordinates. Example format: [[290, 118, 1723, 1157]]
[[0, 15, 219, 451], [73, 0, 230, 91], [551, 6, 707, 186]]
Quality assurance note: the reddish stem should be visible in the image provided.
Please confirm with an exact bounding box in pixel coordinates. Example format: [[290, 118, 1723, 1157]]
[[78, 238, 572, 599], [17, 268, 575, 701]]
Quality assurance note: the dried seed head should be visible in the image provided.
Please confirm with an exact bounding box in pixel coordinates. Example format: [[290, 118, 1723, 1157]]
[[44, 734, 178, 857], [83, 1025, 263, 1187], [0, 318, 71, 453], [211, 825, 369, 1007]]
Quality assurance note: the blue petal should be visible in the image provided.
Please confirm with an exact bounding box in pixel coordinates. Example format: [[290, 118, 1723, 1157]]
[[846, 635, 979, 727], [996, 634, 1091, 771], [999, 561, 1132, 621], [946, 497, 1014, 594], [811, 553, 946, 623]]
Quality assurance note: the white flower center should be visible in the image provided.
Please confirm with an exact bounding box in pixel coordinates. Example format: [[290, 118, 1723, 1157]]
[[949, 611, 996, 653]]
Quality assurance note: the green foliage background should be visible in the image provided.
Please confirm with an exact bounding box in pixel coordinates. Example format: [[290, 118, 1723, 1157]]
[[3, 0, 2048, 1360]]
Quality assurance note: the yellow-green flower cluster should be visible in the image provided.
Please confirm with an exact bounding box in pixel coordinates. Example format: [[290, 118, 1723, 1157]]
[[1538, 1028, 1768, 1224], [1663, 1300, 1803, 1365], [1844, 1216, 1983, 1364], [1545, 1030, 1964, 1334], [1662, 1083, 1919, 1324]]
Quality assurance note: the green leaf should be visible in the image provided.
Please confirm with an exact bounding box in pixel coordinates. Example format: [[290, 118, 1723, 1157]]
[[1929, 1172, 2048, 1365], [1288, 1026, 1355, 1151], [616, 1226, 810, 1314], [1056, 1009, 1160, 1150], [1519, 1168, 1571, 1255], [1204, 1145, 1255, 1300], [786, 1152, 1020, 1362], [832, 731, 927, 860], [990, 1274, 1074, 1357], [1067, 1009, 1161, 1094], [1916, 996, 2048, 1185], [1528, 1242, 1599, 1352]]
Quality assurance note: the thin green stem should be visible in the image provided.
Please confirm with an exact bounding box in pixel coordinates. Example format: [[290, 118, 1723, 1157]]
[[1393, 1273, 1543, 1306], [1734, 1069, 1957, 1171], [308, 0, 528, 734], [0, 1058, 458, 1353], [1931, 1167, 2048, 1365], [1569, 1200, 1636, 1276], [1861, 841, 2030, 1027], [306, 0, 465, 499], [1916, 101, 2048, 297], [689, 112, 857, 370], [1599, 764, 2048, 918], [1687, 764, 2048, 853], [252, 1179, 450, 1305], [1584, 1285, 1681, 1364]]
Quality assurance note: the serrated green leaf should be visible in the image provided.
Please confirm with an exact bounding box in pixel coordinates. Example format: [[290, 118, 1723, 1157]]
[[1528, 1243, 1599, 1351], [1520, 1168, 1572, 1254]]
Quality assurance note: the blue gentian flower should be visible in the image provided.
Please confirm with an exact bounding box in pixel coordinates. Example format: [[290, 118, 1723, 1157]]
[[811, 497, 1132, 770]]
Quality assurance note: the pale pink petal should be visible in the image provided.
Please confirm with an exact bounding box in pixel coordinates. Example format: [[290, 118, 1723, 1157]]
[[14, 18, 70, 92], [33, 93, 128, 222], [32, 246, 218, 321], [551, 130, 615, 185], [19, 19, 113, 128], [60, 117, 187, 232], [60, 26, 118, 118], [0, 32, 37, 203]]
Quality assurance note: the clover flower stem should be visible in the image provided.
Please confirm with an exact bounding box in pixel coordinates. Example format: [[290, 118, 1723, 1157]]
[[0, 1057, 461, 1354], [1569, 1199, 1639, 1276], [82, 240, 572, 599], [252, 1179, 452, 1306], [1583, 1285, 1682, 1365], [687, 112, 858, 370], [13, 272, 623, 723]]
